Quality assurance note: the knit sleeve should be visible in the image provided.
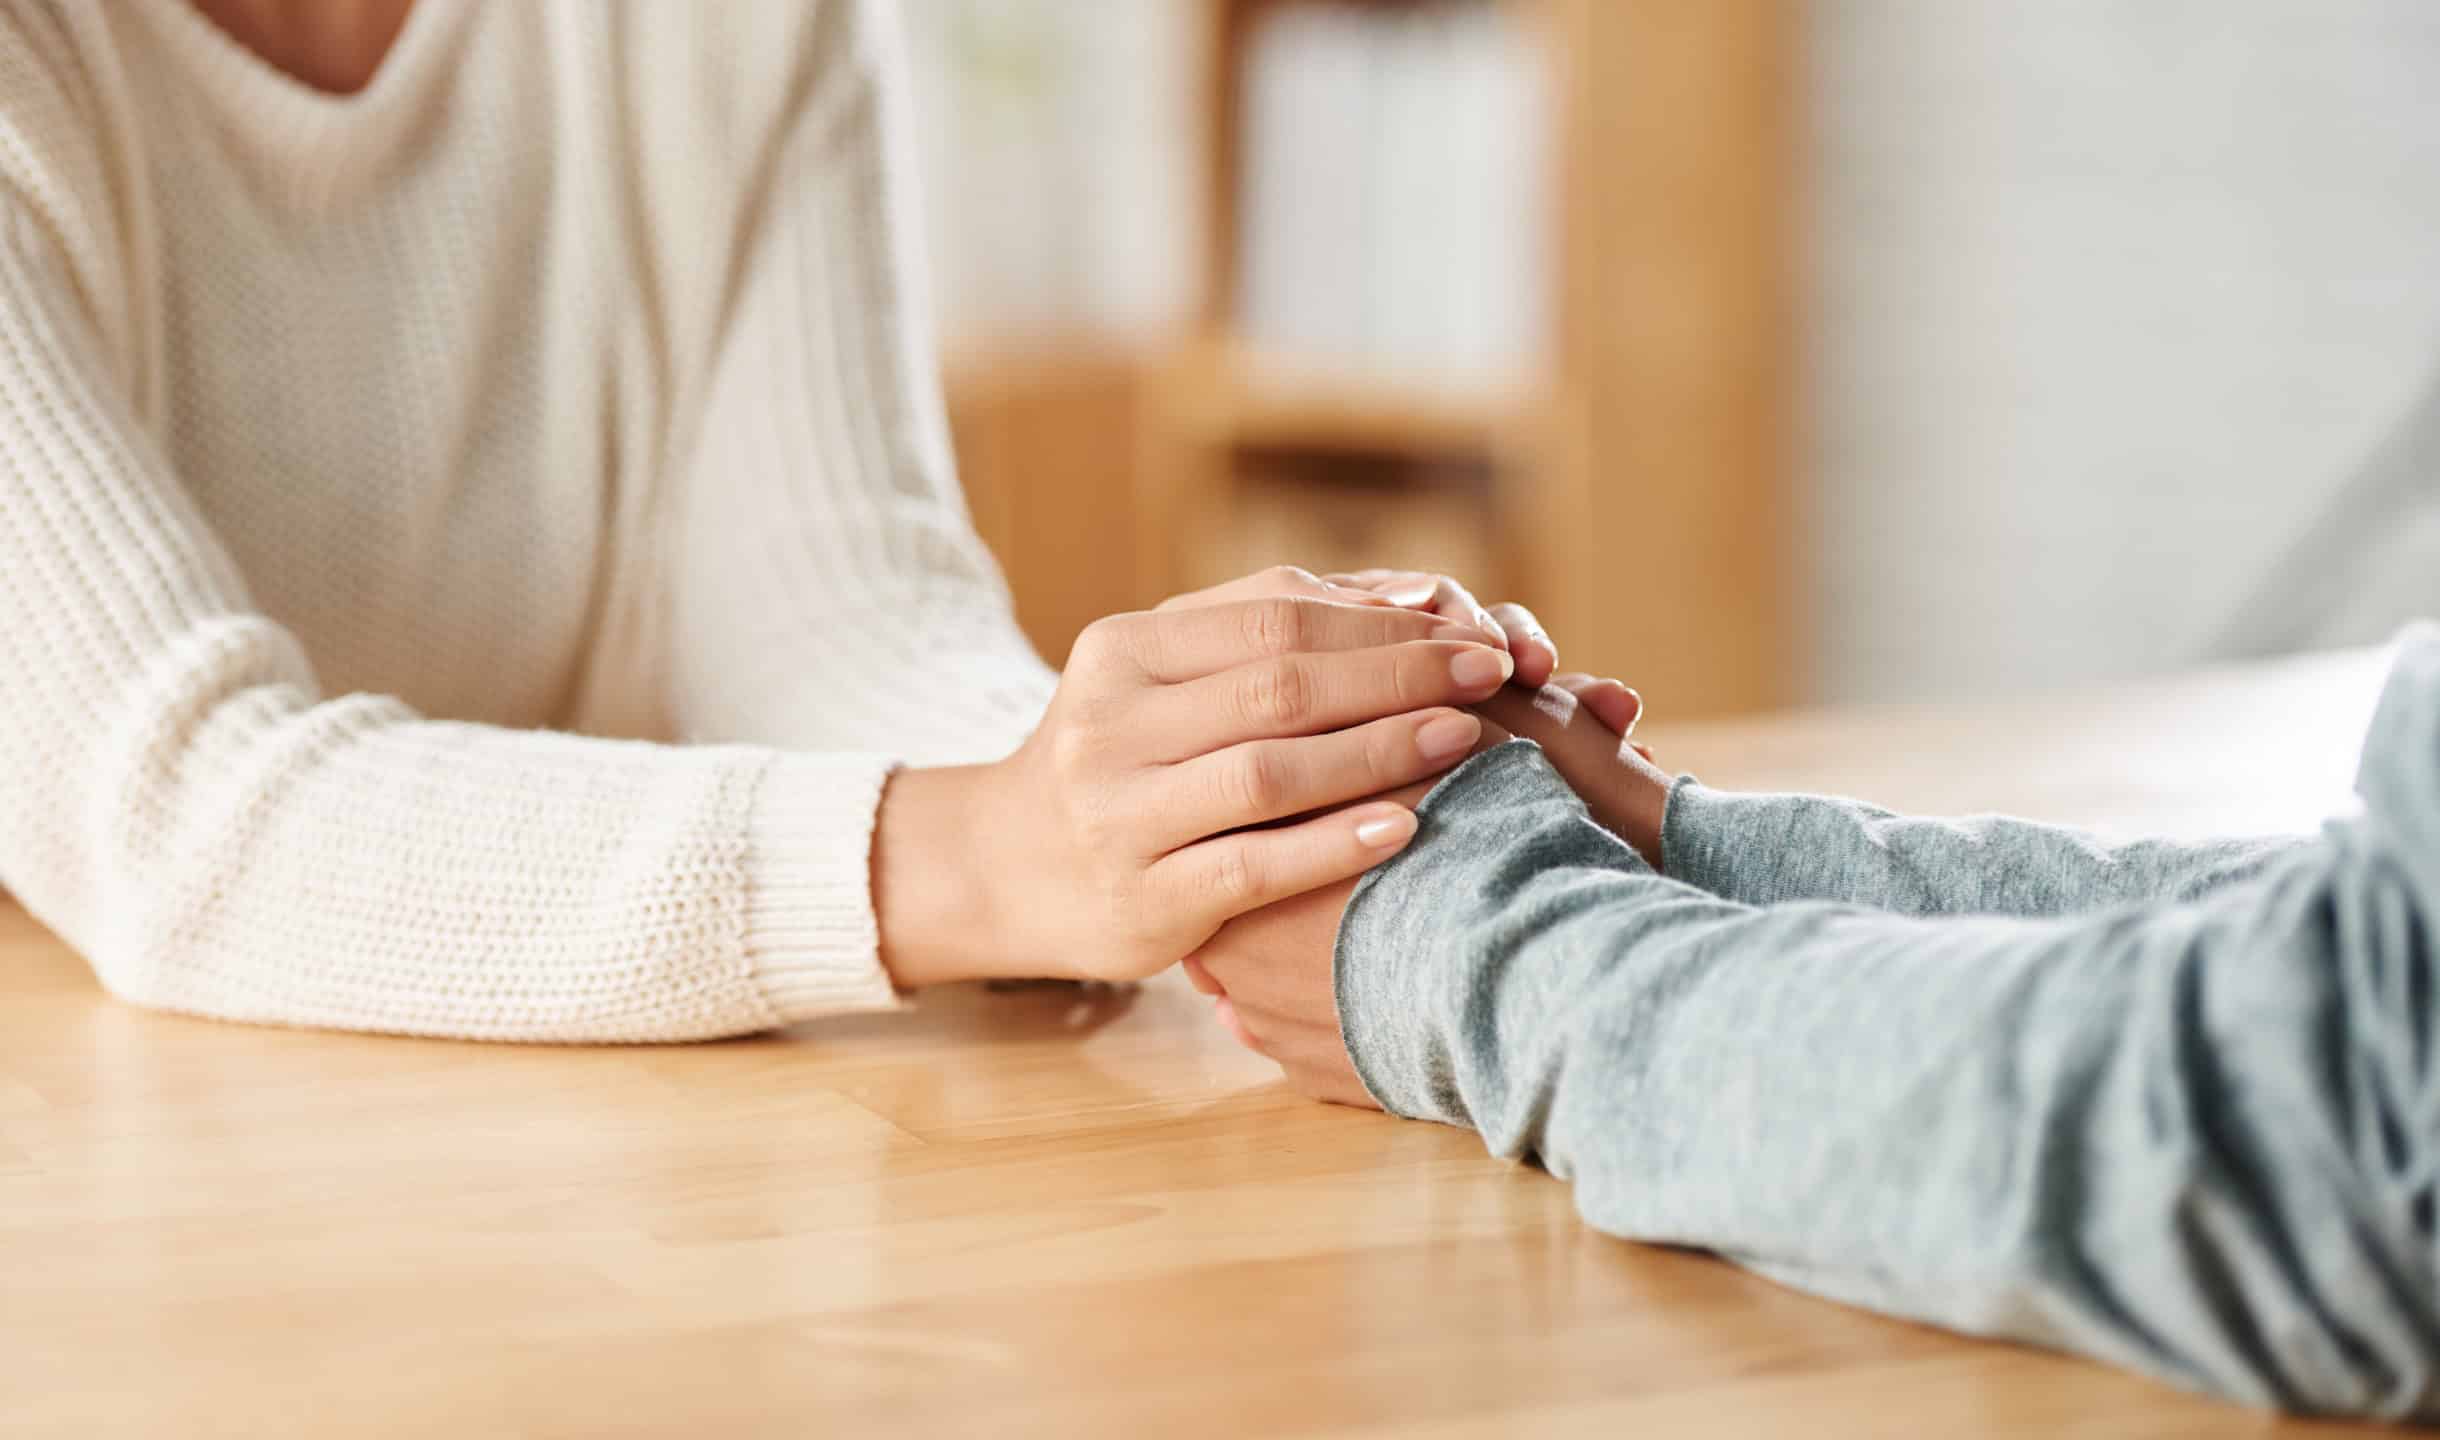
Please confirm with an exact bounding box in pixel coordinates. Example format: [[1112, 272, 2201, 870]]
[[664, 0, 1056, 768], [0, 195, 904, 1039], [1336, 733, 2440, 1418]]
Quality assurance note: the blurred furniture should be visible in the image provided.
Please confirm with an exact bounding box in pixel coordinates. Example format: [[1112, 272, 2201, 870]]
[[945, 345, 1173, 666], [0, 644, 2396, 1436], [947, 0, 1793, 715]]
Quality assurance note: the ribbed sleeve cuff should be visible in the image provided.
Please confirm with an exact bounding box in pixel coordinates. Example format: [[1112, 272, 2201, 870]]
[[743, 751, 908, 1022], [1657, 775, 1731, 892], [1333, 741, 1577, 1121]]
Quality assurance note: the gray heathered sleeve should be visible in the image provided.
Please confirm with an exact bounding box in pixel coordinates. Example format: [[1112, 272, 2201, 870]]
[[1661, 780, 2304, 915], [1333, 628, 2440, 1418]]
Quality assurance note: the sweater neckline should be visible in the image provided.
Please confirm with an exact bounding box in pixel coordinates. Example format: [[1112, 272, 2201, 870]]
[[123, 0, 477, 206]]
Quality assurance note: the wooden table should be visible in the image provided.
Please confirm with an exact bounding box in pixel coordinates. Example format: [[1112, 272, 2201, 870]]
[[0, 647, 2405, 1437]]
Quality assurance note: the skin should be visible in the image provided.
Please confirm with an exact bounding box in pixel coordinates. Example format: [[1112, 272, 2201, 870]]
[[874, 566, 1562, 989], [188, 0, 419, 94], [1188, 671, 1677, 1106], [191, 3, 1583, 998]]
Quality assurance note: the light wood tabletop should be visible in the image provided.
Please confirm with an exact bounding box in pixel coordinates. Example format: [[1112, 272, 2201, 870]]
[[0, 645, 2410, 1438]]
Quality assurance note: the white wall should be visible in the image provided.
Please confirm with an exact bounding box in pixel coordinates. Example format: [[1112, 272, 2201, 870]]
[[1806, 0, 2440, 703]]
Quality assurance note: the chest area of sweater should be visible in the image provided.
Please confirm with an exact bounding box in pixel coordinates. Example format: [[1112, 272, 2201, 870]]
[[153, 126, 596, 499], [142, 135, 652, 720]]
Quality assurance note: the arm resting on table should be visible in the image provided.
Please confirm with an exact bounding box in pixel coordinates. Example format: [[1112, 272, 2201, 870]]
[[1662, 780, 2302, 916], [1338, 690, 2440, 1418]]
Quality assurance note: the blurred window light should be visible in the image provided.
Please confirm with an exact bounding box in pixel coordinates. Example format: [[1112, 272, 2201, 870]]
[[1235, 0, 1548, 386], [901, 0, 1198, 348]]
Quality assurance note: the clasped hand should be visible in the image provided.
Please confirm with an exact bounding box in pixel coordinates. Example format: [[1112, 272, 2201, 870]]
[[875, 560, 1661, 1111], [874, 567, 1535, 990], [1187, 664, 1664, 1109]]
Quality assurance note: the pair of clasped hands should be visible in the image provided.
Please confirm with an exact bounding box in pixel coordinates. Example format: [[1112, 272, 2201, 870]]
[[872, 565, 1664, 1107]]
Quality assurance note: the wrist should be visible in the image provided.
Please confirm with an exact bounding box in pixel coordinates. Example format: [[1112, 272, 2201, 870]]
[[1571, 744, 1670, 869], [1610, 749, 1672, 870], [872, 763, 1016, 989]]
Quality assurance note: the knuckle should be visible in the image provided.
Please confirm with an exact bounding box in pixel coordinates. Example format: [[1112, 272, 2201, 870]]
[[1241, 596, 1307, 657], [1238, 659, 1315, 729], [1071, 614, 1126, 668], [1207, 846, 1260, 908], [1226, 746, 1288, 816], [1047, 718, 1099, 777]]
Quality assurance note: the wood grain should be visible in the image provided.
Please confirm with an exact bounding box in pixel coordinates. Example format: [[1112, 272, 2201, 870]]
[[0, 646, 2402, 1437], [944, 346, 1173, 667], [1523, 0, 1795, 717]]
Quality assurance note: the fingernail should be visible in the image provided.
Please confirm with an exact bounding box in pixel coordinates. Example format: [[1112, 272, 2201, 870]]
[[1354, 808, 1417, 848], [1451, 648, 1512, 690], [1415, 712, 1481, 761], [1382, 580, 1438, 607]]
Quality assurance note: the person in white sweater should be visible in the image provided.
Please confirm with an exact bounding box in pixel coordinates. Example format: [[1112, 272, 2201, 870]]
[[0, 0, 1560, 1041]]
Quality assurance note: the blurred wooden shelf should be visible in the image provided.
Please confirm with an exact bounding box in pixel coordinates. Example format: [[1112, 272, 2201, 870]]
[[944, 0, 1791, 713], [1179, 0, 1792, 713], [1167, 343, 1525, 459]]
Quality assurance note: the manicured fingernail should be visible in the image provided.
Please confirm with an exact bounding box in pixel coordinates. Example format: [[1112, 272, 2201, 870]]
[[1381, 579, 1438, 607], [1354, 808, 1417, 849], [1416, 712, 1481, 761], [1451, 648, 1513, 690]]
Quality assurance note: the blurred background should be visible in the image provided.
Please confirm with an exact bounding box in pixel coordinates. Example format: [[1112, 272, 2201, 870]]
[[903, 0, 2440, 717]]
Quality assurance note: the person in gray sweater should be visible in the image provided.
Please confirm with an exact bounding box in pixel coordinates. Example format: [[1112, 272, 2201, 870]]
[[1189, 624, 2440, 1422]]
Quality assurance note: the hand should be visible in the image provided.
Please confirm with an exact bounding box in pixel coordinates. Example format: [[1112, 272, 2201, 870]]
[[1173, 564, 1560, 688], [872, 590, 1515, 988], [1188, 873, 1375, 1107], [1185, 720, 1513, 1107], [1474, 674, 1670, 868], [1320, 568, 1562, 690], [1539, 671, 1646, 745], [1194, 673, 1669, 1104]]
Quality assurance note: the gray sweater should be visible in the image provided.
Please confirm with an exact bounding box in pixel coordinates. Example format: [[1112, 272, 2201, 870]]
[[1335, 625, 2440, 1421]]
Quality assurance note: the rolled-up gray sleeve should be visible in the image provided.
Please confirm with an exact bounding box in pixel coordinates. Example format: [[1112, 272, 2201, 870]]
[[1333, 627, 2440, 1419]]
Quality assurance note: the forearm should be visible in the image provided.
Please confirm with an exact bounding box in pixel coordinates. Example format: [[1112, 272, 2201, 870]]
[[7, 645, 908, 1040], [1337, 743, 2440, 1417], [1476, 685, 2304, 917], [0, 208, 901, 1041], [1662, 780, 2306, 915]]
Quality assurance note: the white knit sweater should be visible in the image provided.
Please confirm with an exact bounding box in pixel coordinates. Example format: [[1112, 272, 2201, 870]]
[[0, 0, 1056, 1039]]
